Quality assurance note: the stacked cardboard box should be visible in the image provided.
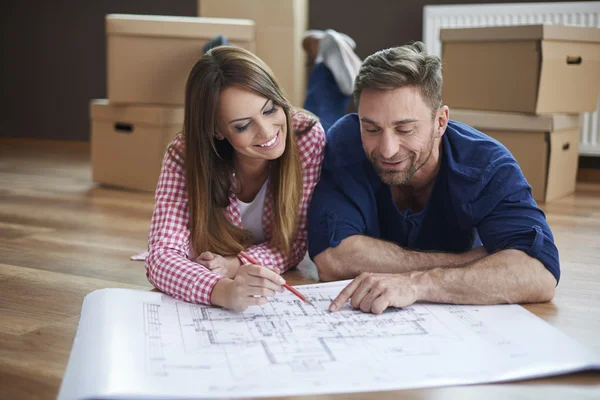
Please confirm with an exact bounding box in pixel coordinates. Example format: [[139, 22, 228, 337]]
[[441, 24, 600, 202], [198, 0, 309, 108], [90, 14, 256, 191]]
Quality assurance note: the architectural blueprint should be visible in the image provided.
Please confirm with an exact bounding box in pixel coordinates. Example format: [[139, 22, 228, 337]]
[[58, 281, 600, 400]]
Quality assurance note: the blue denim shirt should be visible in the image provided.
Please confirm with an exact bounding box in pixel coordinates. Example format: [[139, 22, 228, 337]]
[[307, 114, 560, 282]]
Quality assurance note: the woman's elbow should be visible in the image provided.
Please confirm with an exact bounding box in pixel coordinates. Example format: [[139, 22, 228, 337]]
[[145, 250, 164, 289]]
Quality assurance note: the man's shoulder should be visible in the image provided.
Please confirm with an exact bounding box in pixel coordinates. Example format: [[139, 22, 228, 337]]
[[323, 113, 366, 169], [441, 120, 534, 226], [444, 120, 518, 182]]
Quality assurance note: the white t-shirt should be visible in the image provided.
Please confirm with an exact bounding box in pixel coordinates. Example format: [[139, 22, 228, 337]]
[[237, 179, 268, 244]]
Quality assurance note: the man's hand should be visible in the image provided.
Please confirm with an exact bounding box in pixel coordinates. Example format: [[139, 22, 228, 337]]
[[196, 251, 241, 279], [329, 272, 422, 314]]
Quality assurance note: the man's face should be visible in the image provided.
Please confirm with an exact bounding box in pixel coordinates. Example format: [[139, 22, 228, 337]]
[[358, 86, 443, 186]]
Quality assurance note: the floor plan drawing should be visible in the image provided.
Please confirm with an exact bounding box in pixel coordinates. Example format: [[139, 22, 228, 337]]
[[58, 282, 600, 400], [144, 286, 444, 378]]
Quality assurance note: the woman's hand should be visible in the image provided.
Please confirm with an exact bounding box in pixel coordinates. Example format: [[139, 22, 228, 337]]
[[196, 251, 241, 279], [210, 264, 286, 311]]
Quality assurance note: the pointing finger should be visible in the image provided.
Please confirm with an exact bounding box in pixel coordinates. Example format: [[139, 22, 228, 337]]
[[330, 277, 363, 312]]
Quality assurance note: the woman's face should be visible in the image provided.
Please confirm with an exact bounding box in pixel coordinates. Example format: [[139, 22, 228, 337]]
[[217, 86, 287, 164]]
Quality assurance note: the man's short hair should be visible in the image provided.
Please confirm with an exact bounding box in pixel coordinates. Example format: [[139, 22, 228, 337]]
[[353, 41, 443, 116]]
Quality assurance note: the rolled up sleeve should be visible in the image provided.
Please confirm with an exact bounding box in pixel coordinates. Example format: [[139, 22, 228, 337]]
[[469, 163, 560, 283]]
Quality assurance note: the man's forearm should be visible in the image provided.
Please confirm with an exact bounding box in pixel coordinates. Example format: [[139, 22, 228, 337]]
[[413, 249, 557, 304], [315, 235, 487, 281]]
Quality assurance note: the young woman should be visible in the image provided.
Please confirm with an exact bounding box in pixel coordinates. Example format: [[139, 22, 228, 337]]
[[145, 46, 326, 311]]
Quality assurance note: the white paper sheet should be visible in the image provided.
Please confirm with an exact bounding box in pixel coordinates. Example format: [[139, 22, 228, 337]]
[[58, 281, 600, 400]]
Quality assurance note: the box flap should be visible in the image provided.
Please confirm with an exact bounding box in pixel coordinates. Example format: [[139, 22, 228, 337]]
[[441, 24, 600, 43], [536, 40, 600, 113], [200, 0, 305, 29], [90, 99, 184, 126], [106, 14, 255, 41], [450, 109, 580, 132], [542, 24, 600, 43], [545, 128, 580, 202], [442, 41, 540, 113]]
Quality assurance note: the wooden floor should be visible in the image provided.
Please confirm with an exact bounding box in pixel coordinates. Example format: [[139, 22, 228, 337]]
[[1, 138, 600, 400]]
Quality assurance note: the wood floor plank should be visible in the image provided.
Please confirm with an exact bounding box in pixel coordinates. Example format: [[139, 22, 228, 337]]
[[0, 221, 55, 241], [0, 263, 149, 335], [0, 193, 153, 234], [0, 237, 152, 286]]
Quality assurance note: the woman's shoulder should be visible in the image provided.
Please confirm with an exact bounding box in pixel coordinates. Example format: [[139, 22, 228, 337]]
[[163, 134, 186, 172], [291, 109, 317, 131], [292, 109, 325, 158]]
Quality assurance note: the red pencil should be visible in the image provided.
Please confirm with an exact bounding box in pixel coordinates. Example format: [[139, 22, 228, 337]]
[[241, 252, 312, 305]]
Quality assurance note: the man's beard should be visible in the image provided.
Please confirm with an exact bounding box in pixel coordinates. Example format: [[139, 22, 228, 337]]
[[370, 129, 436, 186], [373, 156, 418, 185]]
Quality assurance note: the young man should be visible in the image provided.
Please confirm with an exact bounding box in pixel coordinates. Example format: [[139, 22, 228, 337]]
[[307, 42, 559, 315]]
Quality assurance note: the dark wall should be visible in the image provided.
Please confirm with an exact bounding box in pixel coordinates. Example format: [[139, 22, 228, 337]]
[[1, 0, 594, 141], [0, 0, 196, 141]]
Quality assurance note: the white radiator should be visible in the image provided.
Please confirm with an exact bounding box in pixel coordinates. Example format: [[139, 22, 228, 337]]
[[423, 1, 600, 156]]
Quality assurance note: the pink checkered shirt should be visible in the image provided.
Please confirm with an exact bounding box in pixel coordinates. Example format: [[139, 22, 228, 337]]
[[145, 111, 326, 305]]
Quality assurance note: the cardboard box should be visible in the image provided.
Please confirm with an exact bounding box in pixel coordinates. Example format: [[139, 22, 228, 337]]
[[107, 14, 256, 105], [90, 99, 183, 191], [441, 24, 600, 114], [451, 109, 580, 203], [199, 0, 309, 107]]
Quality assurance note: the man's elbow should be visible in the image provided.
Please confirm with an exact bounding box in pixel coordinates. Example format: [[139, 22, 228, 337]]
[[501, 249, 557, 303], [536, 267, 557, 303], [313, 249, 345, 282], [519, 251, 557, 303], [540, 284, 556, 303]]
